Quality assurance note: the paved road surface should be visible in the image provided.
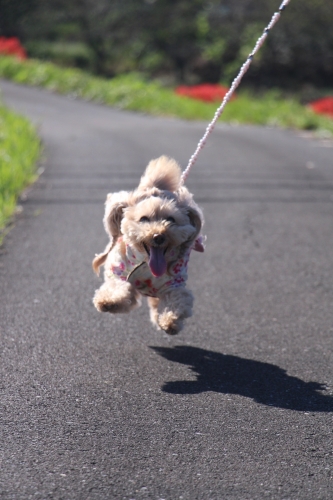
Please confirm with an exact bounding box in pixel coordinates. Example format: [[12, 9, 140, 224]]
[[1, 79, 333, 499]]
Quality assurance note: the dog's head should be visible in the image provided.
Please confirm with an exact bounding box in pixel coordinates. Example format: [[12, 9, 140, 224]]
[[93, 156, 204, 277]]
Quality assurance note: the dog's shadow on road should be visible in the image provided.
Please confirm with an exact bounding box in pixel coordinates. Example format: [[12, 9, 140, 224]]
[[150, 345, 333, 412]]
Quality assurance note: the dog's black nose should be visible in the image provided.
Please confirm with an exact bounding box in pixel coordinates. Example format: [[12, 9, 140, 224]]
[[153, 234, 165, 246]]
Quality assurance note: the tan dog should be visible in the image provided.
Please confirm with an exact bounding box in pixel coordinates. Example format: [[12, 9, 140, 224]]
[[92, 156, 204, 335]]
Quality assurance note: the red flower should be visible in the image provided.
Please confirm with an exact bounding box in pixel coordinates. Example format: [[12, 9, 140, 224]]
[[309, 97, 333, 119], [0, 37, 27, 60], [175, 84, 235, 103]]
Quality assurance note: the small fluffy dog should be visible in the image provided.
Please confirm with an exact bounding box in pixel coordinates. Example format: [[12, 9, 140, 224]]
[[92, 156, 204, 335]]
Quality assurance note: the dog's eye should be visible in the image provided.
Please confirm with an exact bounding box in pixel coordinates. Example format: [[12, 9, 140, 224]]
[[139, 216, 150, 223], [166, 216, 176, 224]]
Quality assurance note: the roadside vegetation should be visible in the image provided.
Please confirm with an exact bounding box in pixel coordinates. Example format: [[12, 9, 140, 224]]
[[1, 0, 332, 244], [3, 0, 332, 91], [0, 102, 41, 241], [0, 55, 332, 137]]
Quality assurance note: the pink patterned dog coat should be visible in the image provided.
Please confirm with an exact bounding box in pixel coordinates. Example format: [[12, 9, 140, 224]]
[[105, 237, 192, 297]]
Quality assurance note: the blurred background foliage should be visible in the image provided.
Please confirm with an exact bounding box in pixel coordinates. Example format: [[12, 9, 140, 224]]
[[0, 0, 332, 96]]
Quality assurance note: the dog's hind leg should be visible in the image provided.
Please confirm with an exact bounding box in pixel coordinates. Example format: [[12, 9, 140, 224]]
[[93, 280, 141, 314], [157, 288, 194, 335], [147, 297, 161, 330]]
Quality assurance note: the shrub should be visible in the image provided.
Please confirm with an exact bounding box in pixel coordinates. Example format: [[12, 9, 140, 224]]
[[0, 37, 27, 60], [309, 97, 333, 119], [175, 84, 234, 103]]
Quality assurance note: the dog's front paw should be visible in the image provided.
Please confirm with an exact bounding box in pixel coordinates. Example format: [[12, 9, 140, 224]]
[[96, 301, 128, 313], [93, 283, 140, 314], [93, 295, 138, 314], [158, 311, 183, 335]]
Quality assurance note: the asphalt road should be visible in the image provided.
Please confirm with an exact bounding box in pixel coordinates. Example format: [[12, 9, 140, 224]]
[[1, 79, 333, 500]]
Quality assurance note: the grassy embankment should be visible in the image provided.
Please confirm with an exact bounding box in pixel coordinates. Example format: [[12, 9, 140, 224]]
[[0, 103, 41, 242], [0, 55, 332, 135]]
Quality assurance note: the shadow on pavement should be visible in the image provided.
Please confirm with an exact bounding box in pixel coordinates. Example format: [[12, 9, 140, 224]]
[[150, 345, 333, 412]]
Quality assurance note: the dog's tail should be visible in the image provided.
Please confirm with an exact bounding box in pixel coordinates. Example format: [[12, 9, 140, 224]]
[[138, 156, 181, 192], [92, 242, 112, 275]]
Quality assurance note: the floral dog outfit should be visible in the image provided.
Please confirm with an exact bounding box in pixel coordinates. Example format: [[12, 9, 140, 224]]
[[105, 237, 192, 297]]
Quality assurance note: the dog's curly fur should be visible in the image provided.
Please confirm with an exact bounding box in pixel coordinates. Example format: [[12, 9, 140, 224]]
[[92, 156, 204, 335]]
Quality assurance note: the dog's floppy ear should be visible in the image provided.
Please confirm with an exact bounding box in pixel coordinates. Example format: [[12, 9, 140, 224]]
[[187, 206, 203, 234], [93, 191, 130, 275], [177, 185, 204, 234], [187, 207, 205, 252], [138, 156, 182, 192], [103, 190, 131, 243]]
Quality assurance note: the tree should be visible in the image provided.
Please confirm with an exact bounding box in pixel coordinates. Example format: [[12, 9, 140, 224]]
[[6, 0, 333, 88]]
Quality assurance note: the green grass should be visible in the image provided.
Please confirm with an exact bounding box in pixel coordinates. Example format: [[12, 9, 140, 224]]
[[0, 55, 332, 135], [25, 41, 94, 70], [0, 103, 41, 240]]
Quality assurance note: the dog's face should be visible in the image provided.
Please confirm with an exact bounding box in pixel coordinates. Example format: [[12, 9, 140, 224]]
[[121, 195, 199, 277]]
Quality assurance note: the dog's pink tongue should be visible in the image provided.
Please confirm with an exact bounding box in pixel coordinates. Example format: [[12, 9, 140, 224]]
[[149, 247, 167, 277]]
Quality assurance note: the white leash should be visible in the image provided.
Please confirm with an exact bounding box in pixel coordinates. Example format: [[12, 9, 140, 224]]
[[181, 0, 291, 184]]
